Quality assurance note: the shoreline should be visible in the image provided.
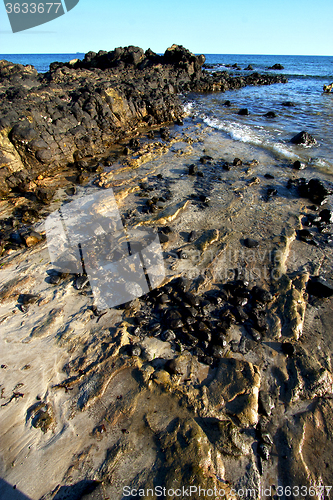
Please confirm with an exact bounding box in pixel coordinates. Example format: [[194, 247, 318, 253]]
[[1, 47, 333, 500]]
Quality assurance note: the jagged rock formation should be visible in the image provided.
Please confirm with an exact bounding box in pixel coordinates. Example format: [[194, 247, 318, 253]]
[[0, 44, 287, 197]]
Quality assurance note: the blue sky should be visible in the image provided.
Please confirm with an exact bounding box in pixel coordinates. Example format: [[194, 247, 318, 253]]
[[0, 0, 333, 55]]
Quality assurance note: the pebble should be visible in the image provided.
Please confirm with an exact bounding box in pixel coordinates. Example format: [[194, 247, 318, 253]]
[[161, 330, 176, 342], [281, 342, 295, 357], [19, 294, 40, 305], [244, 237, 259, 248], [188, 230, 198, 242], [129, 345, 141, 356], [23, 231, 43, 248], [75, 275, 90, 290], [306, 276, 333, 298], [258, 443, 270, 461], [293, 160, 306, 170], [258, 391, 274, 417], [298, 229, 314, 243], [159, 233, 169, 243], [251, 286, 273, 303], [49, 275, 61, 285]]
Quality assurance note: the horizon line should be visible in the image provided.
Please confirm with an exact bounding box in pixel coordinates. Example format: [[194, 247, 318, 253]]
[[0, 51, 332, 57]]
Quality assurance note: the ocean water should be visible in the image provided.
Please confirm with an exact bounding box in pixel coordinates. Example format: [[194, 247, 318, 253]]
[[1, 52, 332, 173], [0, 53, 85, 72], [186, 54, 333, 173]]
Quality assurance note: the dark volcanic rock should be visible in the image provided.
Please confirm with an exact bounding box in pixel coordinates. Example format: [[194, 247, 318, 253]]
[[281, 101, 295, 107], [292, 160, 306, 170], [306, 276, 333, 298], [268, 63, 284, 70], [264, 111, 277, 118], [290, 131, 317, 147], [251, 286, 273, 303], [0, 45, 288, 198], [238, 108, 249, 116], [188, 164, 198, 175], [244, 237, 259, 248], [307, 179, 332, 205], [319, 209, 333, 224]]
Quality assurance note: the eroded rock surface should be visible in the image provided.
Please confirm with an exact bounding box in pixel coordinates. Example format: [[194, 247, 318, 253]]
[[0, 104, 332, 500]]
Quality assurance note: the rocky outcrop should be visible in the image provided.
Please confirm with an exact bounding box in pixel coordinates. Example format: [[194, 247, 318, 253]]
[[0, 45, 287, 197]]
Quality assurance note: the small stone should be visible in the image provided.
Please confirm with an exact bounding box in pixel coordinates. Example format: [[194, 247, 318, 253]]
[[153, 370, 171, 385], [258, 443, 270, 460], [36, 188, 54, 204], [199, 155, 213, 164], [282, 101, 295, 107], [129, 345, 141, 356], [199, 194, 210, 203], [244, 237, 259, 248], [264, 111, 277, 118], [298, 229, 314, 243], [306, 276, 333, 298], [158, 232, 169, 243], [211, 345, 224, 358], [65, 186, 76, 196], [188, 230, 198, 242], [233, 158, 242, 167], [258, 391, 274, 417], [245, 324, 261, 342], [251, 286, 273, 303], [281, 342, 295, 357], [319, 209, 333, 224], [23, 231, 43, 247], [264, 173, 275, 179], [293, 160, 306, 170], [266, 187, 278, 199], [223, 100, 231, 106], [238, 108, 249, 116], [290, 131, 317, 147], [77, 172, 89, 185], [19, 294, 40, 305], [75, 275, 89, 290], [169, 319, 183, 330], [161, 330, 176, 342], [188, 164, 198, 175], [49, 275, 61, 285], [199, 355, 214, 366], [308, 179, 332, 205]]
